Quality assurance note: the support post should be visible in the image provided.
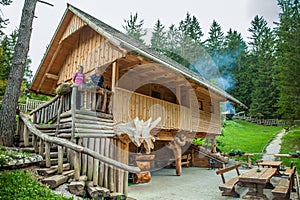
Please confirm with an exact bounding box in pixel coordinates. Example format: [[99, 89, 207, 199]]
[[71, 86, 77, 141], [74, 150, 80, 181], [23, 126, 29, 147], [57, 145, 63, 174], [45, 142, 51, 168]]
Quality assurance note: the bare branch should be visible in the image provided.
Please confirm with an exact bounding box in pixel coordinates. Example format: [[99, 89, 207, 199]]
[[37, 0, 54, 7]]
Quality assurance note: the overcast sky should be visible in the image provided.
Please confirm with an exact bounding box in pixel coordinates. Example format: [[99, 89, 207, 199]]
[[1, 0, 280, 74]]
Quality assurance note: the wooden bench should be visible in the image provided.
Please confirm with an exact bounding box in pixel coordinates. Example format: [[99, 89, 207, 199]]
[[272, 166, 296, 200], [216, 164, 240, 197]]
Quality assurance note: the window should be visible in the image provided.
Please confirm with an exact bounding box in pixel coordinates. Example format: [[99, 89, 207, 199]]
[[198, 100, 203, 110], [151, 90, 161, 99]]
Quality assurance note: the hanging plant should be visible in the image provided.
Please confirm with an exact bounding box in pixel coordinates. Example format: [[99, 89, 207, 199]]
[[55, 82, 71, 95]]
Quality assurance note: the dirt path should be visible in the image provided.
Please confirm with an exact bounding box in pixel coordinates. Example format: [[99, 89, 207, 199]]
[[262, 129, 285, 161]]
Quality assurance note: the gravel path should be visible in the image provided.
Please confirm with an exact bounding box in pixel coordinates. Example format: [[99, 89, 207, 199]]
[[262, 129, 285, 161]]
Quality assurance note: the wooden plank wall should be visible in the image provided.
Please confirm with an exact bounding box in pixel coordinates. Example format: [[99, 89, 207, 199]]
[[114, 87, 191, 130], [57, 16, 125, 84], [114, 87, 221, 134]]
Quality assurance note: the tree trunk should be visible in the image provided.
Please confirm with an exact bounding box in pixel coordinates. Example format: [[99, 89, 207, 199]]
[[0, 0, 37, 146]]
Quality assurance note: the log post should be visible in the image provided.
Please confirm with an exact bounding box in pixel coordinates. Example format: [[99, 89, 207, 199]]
[[55, 96, 63, 137], [23, 126, 29, 147], [167, 134, 187, 176], [57, 145, 64, 174], [45, 142, 51, 168], [93, 138, 100, 186], [32, 134, 38, 153], [39, 139, 44, 157], [74, 150, 80, 181], [71, 86, 77, 141]]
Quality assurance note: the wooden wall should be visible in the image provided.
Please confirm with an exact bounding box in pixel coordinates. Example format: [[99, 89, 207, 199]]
[[57, 16, 125, 85], [113, 87, 221, 134]]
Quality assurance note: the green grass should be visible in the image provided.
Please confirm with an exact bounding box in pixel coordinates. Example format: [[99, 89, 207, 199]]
[[217, 119, 283, 163], [0, 170, 72, 200], [279, 125, 300, 173]]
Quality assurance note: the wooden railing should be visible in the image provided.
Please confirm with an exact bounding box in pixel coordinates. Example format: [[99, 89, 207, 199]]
[[18, 112, 140, 193], [30, 86, 113, 125], [233, 115, 285, 126], [113, 87, 193, 131]]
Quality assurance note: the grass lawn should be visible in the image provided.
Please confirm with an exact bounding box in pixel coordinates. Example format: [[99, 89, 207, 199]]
[[217, 119, 283, 164], [279, 125, 300, 173]]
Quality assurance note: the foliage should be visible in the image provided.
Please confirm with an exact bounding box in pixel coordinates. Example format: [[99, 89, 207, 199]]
[[0, 145, 31, 167], [150, 19, 167, 53], [217, 119, 282, 162], [279, 125, 300, 173], [274, 0, 300, 123], [0, 170, 72, 199], [247, 16, 278, 118], [122, 12, 146, 44], [55, 82, 71, 95]]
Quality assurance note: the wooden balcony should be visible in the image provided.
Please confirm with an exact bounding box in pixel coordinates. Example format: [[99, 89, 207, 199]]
[[113, 87, 198, 131]]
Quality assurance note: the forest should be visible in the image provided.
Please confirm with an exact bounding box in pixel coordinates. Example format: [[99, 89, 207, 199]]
[[0, 0, 299, 123]]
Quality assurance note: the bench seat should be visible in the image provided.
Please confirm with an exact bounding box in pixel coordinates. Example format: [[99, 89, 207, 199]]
[[216, 164, 240, 197], [272, 178, 290, 200], [219, 176, 240, 197]]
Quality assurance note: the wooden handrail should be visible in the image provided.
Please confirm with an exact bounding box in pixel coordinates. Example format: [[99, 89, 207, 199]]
[[19, 112, 140, 173], [30, 95, 60, 115]]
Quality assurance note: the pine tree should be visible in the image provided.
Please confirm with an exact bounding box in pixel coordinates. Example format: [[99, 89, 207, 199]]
[[223, 29, 248, 96], [150, 19, 167, 53], [274, 0, 300, 122], [123, 12, 146, 44], [248, 16, 277, 118]]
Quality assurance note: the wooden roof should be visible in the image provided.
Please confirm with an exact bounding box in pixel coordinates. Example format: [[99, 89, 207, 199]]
[[31, 4, 246, 108]]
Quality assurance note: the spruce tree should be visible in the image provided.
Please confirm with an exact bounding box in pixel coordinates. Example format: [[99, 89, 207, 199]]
[[123, 12, 146, 44], [248, 16, 277, 118], [274, 0, 300, 122], [150, 19, 167, 53]]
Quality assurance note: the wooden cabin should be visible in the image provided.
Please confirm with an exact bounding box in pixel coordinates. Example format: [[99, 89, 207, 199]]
[[28, 4, 245, 195]]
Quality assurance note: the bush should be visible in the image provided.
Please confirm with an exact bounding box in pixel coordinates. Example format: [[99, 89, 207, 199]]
[[0, 170, 72, 199]]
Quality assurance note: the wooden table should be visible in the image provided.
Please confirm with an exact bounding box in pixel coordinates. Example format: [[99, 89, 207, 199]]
[[258, 161, 282, 176], [239, 168, 276, 199]]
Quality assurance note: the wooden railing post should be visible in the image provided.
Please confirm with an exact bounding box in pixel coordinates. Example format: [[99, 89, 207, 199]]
[[32, 134, 38, 153], [45, 142, 51, 168], [23, 126, 29, 147], [71, 86, 77, 141], [74, 150, 80, 181], [39, 139, 44, 158], [57, 145, 63, 174]]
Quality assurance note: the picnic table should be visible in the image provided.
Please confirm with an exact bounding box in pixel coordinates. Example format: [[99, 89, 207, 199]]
[[239, 168, 277, 199], [258, 161, 282, 176]]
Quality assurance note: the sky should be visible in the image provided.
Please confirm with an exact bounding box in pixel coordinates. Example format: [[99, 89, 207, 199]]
[[1, 0, 280, 75]]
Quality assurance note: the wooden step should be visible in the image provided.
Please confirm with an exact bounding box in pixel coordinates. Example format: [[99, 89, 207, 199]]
[[40, 158, 68, 167], [41, 170, 74, 189], [36, 163, 70, 176]]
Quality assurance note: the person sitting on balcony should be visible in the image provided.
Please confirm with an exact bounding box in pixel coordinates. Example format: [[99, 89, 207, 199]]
[[90, 66, 104, 88]]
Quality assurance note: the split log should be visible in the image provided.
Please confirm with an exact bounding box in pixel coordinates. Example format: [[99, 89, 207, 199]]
[[62, 169, 75, 179], [41, 174, 69, 189], [68, 181, 85, 197], [136, 161, 151, 171], [36, 163, 70, 176], [86, 181, 110, 199], [132, 171, 151, 184]]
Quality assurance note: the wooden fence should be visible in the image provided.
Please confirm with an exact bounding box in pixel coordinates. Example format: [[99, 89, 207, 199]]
[[0, 97, 45, 113], [233, 115, 285, 126]]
